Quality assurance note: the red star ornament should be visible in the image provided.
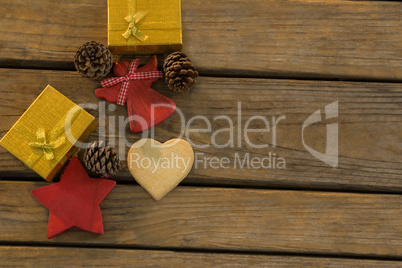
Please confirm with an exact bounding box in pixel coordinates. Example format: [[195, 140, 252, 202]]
[[31, 157, 116, 239], [95, 56, 176, 133]]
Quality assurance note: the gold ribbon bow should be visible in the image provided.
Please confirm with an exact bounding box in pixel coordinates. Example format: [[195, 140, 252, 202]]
[[28, 128, 66, 160], [14, 110, 81, 166], [122, 12, 148, 41]]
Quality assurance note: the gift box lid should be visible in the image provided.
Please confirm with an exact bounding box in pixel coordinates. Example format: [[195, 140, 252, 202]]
[[0, 85, 97, 181], [108, 0, 182, 54]]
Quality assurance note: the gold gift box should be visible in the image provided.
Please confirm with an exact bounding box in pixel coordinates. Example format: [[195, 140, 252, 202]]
[[0, 85, 97, 181], [108, 0, 182, 54]]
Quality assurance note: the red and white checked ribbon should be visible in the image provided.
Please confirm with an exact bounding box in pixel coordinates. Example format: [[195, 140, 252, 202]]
[[100, 59, 164, 105]]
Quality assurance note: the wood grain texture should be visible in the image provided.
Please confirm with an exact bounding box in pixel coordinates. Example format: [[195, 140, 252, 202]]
[[0, 0, 401, 80], [0, 181, 401, 257], [1, 246, 401, 267], [0, 68, 401, 191]]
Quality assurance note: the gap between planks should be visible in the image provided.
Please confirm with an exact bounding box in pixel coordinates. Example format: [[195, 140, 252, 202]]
[[0, 245, 401, 267], [4, 63, 402, 85], [2, 175, 402, 196]]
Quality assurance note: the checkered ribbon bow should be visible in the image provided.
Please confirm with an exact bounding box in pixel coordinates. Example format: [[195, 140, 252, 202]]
[[100, 59, 164, 105]]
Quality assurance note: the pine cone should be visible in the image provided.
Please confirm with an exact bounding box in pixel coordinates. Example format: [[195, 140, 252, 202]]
[[83, 141, 121, 177], [74, 41, 113, 80], [163, 52, 198, 93]]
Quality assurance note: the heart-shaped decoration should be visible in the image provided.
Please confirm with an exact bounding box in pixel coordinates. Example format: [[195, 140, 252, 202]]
[[128, 138, 194, 200]]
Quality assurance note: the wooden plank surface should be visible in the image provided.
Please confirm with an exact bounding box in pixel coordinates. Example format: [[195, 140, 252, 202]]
[[0, 0, 401, 80], [1, 246, 401, 267], [1, 0, 401, 264], [0, 68, 401, 191], [0, 181, 401, 257]]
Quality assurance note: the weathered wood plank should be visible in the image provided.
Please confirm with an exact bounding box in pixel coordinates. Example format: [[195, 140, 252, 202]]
[[0, 0, 401, 80], [1, 246, 401, 267], [0, 68, 401, 191], [0, 181, 401, 257]]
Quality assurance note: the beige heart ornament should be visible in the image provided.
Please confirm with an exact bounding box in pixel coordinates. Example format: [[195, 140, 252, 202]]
[[128, 138, 194, 200]]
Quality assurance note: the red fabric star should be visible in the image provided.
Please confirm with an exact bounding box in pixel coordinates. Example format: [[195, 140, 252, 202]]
[[31, 157, 116, 239]]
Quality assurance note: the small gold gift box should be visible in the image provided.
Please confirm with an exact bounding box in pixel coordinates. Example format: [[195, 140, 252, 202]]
[[108, 0, 182, 54], [0, 85, 97, 181]]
